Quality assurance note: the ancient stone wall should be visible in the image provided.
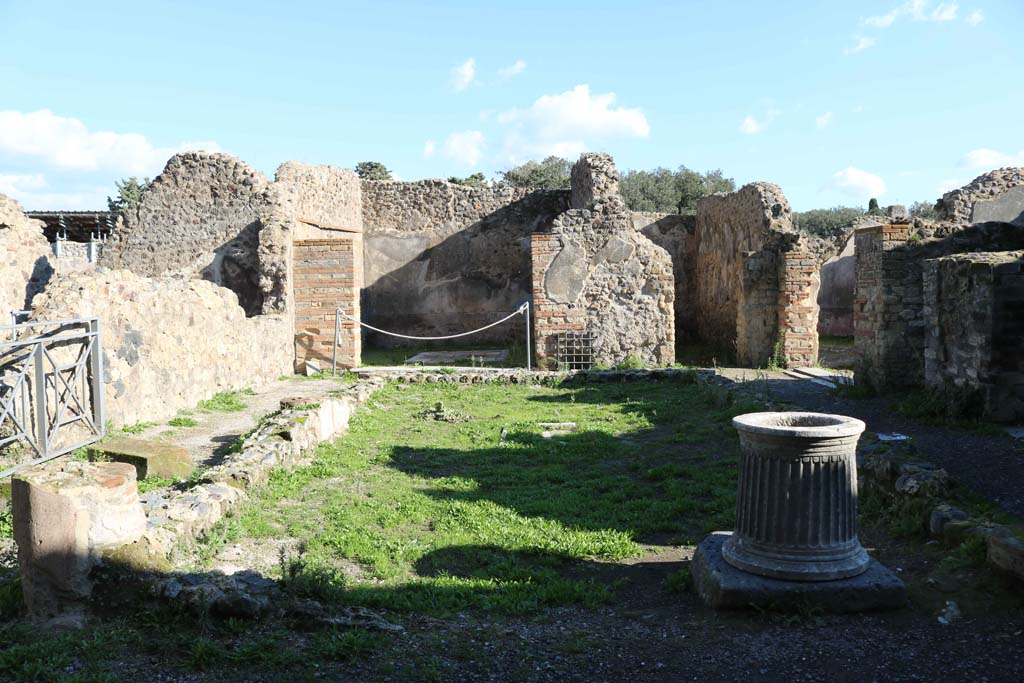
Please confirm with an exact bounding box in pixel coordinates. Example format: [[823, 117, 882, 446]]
[[939, 168, 1024, 225], [633, 211, 696, 341], [923, 251, 1024, 421], [531, 154, 675, 368], [361, 179, 567, 345], [693, 183, 821, 367], [29, 270, 291, 426], [854, 221, 1024, 392], [0, 194, 52, 320], [100, 152, 274, 316]]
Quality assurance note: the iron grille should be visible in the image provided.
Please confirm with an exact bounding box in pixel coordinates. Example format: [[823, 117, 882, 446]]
[[555, 331, 595, 370]]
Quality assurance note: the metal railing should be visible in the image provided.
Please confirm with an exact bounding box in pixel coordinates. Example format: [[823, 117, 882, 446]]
[[0, 316, 106, 478]]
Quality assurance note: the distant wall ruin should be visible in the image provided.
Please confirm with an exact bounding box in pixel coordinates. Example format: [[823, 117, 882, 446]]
[[0, 195, 52, 319], [939, 167, 1024, 226]]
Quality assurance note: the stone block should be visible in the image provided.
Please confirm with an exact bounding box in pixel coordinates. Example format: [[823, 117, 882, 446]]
[[12, 461, 146, 619], [987, 534, 1024, 582], [691, 533, 906, 613], [89, 438, 192, 480]]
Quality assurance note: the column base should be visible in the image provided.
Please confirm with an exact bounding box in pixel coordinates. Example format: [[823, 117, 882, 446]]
[[692, 532, 906, 613]]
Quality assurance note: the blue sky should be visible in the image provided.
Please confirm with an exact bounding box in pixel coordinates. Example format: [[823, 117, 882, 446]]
[[1, 0, 1021, 211]]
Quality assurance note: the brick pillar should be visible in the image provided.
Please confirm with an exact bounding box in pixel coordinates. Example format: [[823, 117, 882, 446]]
[[293, 237, 362, 372], [529, 232, 586, 369], [777, 249, 821, 368]]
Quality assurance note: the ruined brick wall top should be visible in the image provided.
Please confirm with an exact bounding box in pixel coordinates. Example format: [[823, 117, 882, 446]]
[[570, 153, 625, 213], [274, 162, 363, 234], [939, 167, 1024, 224]]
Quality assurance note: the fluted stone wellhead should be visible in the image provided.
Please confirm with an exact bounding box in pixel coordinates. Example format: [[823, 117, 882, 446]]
[[723, 412, 869, 581]]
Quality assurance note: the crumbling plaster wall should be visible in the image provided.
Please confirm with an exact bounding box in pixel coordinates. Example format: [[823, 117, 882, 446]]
[[633, 212, 696, 342], [30, 269, 291, 426], [360, 179, 567, 345], [531, 154, 675, 368], [0, 194, 53, 319]]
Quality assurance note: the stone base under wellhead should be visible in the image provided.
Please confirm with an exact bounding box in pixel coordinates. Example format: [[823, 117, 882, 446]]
[[692, 532, 907, 613]]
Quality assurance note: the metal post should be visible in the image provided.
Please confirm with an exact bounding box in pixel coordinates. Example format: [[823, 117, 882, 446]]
[[32, 341, 48, 457], [331, 308, 340, 376], [524, 301, 532, 371], [89, 318, 105, 437]]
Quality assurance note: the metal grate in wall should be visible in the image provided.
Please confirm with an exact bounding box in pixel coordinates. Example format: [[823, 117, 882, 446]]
[[555, 331, 595, 370]]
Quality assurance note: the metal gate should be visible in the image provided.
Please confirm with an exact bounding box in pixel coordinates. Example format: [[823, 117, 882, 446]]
[[0, 317, 105, 478]]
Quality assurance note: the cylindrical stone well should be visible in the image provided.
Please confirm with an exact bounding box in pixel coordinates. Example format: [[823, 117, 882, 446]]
[[723, 412, 869, 581]]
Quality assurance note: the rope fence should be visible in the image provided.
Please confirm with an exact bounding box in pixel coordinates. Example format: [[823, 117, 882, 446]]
[[333, 302, 532, 372]]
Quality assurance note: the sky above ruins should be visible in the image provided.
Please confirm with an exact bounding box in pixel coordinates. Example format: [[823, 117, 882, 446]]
[[0, 0, 1021, 211]]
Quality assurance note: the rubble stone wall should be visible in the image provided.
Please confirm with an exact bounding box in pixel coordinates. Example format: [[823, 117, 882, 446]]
[[633, 211, 696, 341], [100, 152, 274, 316], [855, 221, 1024, 393], [922, 251, 1024, 421], [29, 270, 291, 426], [531, 154, 675, 368], [694, 183, 820, 367], [360, 179, 567, 345], [939, 168, 1024, 225], [0, 194, 53, 319]]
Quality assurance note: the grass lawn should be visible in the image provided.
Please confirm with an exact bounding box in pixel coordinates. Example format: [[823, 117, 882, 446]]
[[196, 379, 753, 614]]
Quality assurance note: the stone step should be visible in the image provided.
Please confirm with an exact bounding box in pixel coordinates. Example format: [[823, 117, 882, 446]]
[[89, 438, 192, 480]]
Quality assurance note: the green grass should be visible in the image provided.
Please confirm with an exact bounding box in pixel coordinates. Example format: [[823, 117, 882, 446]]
[[118, 422, 156, 435], [198, 389, 252, 413], [167, 417, 198, 428], [200, 379, 756, 615]]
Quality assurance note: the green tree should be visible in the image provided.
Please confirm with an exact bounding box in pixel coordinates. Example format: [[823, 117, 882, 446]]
[[498, 156, 571, 189], [448, 172, 488, 188], [867, 197, 882, 215], [792, 206, 866, 239], [909, 200, 939, 220], [106, 176, 150, 213], [619, 165, 736, 213], [354, 161, 392, 181]]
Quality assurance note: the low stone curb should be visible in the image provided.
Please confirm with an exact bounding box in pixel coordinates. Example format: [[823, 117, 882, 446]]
[[354, 367, 708, 386], [118, 377, 387, 569]]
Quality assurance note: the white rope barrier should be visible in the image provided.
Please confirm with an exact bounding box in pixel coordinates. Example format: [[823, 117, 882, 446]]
[[333, 302, 532, 371]]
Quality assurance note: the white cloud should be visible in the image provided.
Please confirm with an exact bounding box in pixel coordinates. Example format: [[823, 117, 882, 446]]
[[0, 173, 46, 195], [498, 59, 527, 79], [495, 84, 649, 163], [816, 112, 834, 130], [450, 58, 476, 93], [0, 109, 219, 176], [965, 9, 983, 25], [739, 115, 763, 134], [863, 1, 959, 28], [441, 130, 485, 167], [844, 36, 876, 54], [830, 166, 887, 200], [960, 148, 1024, 169], [936, 178, 965, 194], [423, 140, 436, 159], [0, 173, 110, 210]]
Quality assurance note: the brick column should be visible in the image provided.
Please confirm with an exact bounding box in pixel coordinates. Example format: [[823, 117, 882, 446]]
[[293, 237, 362, 372], [529, 233, 585, 369], [777, 249, 821, 368]]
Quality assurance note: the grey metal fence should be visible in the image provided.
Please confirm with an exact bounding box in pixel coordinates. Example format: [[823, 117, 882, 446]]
[[0, 316, 106, 478]]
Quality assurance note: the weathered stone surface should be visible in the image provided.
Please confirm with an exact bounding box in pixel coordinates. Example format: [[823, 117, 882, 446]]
[[939, 167, 1024, 224], [987, 534, 1024, 582], [101, 152, 273, 316], [894, 463, 950, 497], [89, 438, 192, 480], [12, 461, 146, 619], [30, 270, 292, 426], [532, 154, 675, 368], [0, 193, 52, 320], [692, 533, 906, 613], [929, 504, 969, 537], [817, 233, 856, 336], [971, 185, 1024, 225]]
